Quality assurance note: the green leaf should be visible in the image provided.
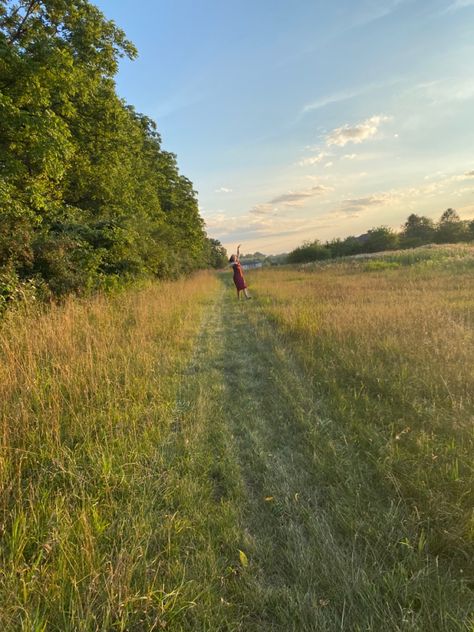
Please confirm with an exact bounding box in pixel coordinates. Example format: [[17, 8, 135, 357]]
[[238, 549, 249, 568]]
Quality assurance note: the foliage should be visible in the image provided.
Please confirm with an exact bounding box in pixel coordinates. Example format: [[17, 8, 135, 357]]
[[287, 209, 474, 264], [400, 213, 435, 248], [325, 236, 362, 257], [469, 219, 474, 241], [205, 237, 227, 268], [264, 252, 288, 265], [287, 239, 331, 263], [0, 0, 208, 299], [435, 208, 468, 244], [363, 225, 399, 252], [239, 251, 266, 262]]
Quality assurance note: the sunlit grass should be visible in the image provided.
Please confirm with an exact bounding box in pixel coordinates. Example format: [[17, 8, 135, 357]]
[[0, 273, 239, 631], [244, 245, 473, 629], [302, 242, 474, 271], [1, 247, 472, 630]]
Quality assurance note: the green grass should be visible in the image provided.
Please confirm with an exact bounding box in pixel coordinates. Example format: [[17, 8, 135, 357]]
[[301, 242, 474, 272], [0, 247, 473, 630], [244, 246, 473, 630], [0, 273, 245, 630]]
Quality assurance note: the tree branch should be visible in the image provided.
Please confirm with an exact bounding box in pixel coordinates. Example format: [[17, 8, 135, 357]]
[[8, 0, 39, 45]]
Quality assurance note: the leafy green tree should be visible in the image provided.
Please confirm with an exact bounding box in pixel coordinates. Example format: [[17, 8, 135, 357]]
[[325, 236, 362, 257], [400, 214, 435, 248], [467, 220, 474, 242], [363, 226, 399, 253], [287, 240, 331, 264], [1, 0, 209, 298], [206, 238, 227, 269], [265, 253, 288, 266], [435, 208, 467, 244]]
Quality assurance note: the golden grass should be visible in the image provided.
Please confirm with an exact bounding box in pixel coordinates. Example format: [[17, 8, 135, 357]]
[[0, 273, 222, 630], [248, 259, 473, 607], [0, 250, 472, 630]]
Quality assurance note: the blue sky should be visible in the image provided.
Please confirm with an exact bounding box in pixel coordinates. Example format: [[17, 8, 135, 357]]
[[94, 0, 474, 254]]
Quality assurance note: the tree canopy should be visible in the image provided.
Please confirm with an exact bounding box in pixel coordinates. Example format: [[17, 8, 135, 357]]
[[1, 0, 212, 300]]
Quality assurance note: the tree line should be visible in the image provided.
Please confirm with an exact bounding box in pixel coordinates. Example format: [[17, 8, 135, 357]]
[[0, 0, 226, 306], [287, 209, 474, 264]]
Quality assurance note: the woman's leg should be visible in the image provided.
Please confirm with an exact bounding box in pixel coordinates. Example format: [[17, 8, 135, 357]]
[[244, 288, 251, 299]]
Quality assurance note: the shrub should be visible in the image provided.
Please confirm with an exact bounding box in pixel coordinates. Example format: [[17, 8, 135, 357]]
[[287, 241, 331, 263]]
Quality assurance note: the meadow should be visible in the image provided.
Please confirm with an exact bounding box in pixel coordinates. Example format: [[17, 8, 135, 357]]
[[0, 273, 237, 631], [244, 243, 473, 630], [0, 245, 472, 630]]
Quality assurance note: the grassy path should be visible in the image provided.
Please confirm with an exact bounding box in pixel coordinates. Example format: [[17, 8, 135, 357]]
[[175, 277, 370, 631], [207, 282, 337, 629], [174, 272, 471, 631]]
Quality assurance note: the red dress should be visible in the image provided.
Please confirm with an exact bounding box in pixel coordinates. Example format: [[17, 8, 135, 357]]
[[232, 261, 247, 290]]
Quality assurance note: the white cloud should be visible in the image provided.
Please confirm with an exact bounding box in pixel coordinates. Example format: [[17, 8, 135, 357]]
[[206, 211, 329, 243], [214, 186, 233, 193], [350, 0, 410, 27], [250, 203, 274, 215], [301, 78, 403, 115], [324, 162, 333, 168], [396, 171, 474, 207], [439, 170, 474, 184], [298, 152, 327, 166], [412, 77, 474, 105], [246, 184, 332, 216], [337, 192, 399, 215], [210, 168, 474, 253], [343, 154, 358, 160], [442, 0, 474, 13], [326, 115, 391, 147], [269, 185, 332, 207], [302, 88, 363, 113], [301, 77, 407, 117]]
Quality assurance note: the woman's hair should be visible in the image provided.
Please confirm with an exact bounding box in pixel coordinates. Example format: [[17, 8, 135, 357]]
[[229, 254, 236, 262]]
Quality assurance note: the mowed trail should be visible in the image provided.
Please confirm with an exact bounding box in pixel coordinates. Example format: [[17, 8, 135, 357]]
[[178, 276, 354, 631]]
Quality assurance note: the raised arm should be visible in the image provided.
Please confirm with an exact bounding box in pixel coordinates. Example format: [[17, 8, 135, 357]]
[[236, 244, 241, 260]]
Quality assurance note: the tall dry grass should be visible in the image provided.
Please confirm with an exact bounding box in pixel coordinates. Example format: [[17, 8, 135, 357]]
[[246, 254, 473, 629], [1, 251, 472, 630], [0, 273, 219, 630]]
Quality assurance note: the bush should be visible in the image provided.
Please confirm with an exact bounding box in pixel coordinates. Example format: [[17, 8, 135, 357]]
[[287, 241, 331, 264], [363, 226, 399, 253], [0, 268, 50, 314]]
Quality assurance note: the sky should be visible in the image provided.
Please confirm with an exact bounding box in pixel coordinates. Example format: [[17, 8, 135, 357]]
[[94, 0, 474, 255]]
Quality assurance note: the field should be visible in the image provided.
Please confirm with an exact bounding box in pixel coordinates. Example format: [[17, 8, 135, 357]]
[[0, 245, 473, 631]]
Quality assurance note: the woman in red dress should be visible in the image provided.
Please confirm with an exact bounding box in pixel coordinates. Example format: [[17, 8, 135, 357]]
[[229, 244, 251, 300]]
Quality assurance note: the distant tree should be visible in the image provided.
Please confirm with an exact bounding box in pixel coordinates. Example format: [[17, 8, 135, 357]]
[[435, 208, 467, 243], [325, 236, 362, 257], [287, 240, 331, 264], [206, 238, 227, 268], [264, 253, 288, 266], [400, 214, 435, 248], [467, 220, 474, 242], [363, 226, 399, 253], [240, 251, 266, 262]]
